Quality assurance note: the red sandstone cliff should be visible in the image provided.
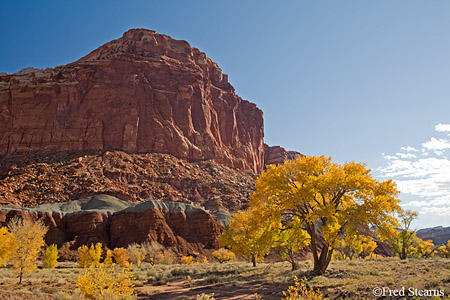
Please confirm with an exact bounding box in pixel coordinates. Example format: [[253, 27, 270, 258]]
[[0, 196, 223, 259], [0, 29, 264, 173], [264, 144, 304, 168]]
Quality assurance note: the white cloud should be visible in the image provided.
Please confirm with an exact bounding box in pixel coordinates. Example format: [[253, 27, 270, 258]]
[[400, 146, 418, 152], [435, 123, 450, 132], [378, 124, 450, 222], [396, 152, 416, 159], [422, 137, 450, 151]]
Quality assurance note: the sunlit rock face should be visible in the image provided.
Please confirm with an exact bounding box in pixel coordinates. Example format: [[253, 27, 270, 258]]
[[0, 29, 264, 173]]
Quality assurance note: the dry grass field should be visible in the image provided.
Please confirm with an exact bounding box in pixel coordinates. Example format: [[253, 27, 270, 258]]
[[0, 258, 450, 299]]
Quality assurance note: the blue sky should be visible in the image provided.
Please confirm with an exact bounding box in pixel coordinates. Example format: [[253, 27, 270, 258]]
[[2, 1, 450, 228]]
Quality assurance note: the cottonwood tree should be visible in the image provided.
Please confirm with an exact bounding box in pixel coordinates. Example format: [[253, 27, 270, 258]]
[[276, 224, 310, 270], [7, 217, 48, 284], [221, 208, 275, 267], [250, 155, 401, 274], [388, 210, 419, 259]]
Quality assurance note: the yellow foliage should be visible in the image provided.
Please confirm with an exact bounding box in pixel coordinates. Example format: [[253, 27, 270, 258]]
[[200, 256, 209, 264], [282, 277, 322, 300], [221, 208, 275, 266], [112, 248, 130, 267], [77, 243, 103, 268], [104, 249, 113, 265], [0, 227, 14, 266], [42, 244, 59, 269], [76, 263, 135, 299], [181, 255, 194, 264], [437, 241, 450, 258], [196, 293, 215, 300], [7, 217, 48, 283], [212, 248, 235, 263], [250, 155, 401, 274]]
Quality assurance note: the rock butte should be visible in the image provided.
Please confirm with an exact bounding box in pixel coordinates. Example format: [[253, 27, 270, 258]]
[[0, 28, 264, 174]]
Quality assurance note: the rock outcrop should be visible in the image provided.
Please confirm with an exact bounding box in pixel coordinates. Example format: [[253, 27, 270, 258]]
[[0, 151, 255, 211], [0, 29, 264, 173], [0, 195, 223, 259], [264, 144, 303, 168], [417, 226, 450, 245]]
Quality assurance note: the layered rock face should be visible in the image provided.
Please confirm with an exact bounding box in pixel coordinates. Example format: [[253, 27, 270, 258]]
[[417, 226, 450, 245], [0, 29, 264, 173], [0, 195, 223, 259], [264, 144, 303, 168]]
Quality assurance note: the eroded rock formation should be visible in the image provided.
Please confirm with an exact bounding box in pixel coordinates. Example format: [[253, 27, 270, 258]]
[[0, 195, 223, 259], [0, 29, 264, 173], [264, 144, 303, 167]]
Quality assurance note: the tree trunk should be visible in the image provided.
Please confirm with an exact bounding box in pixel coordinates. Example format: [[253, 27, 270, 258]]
[[288, 249, 299, 271], [307, 224, 319, 267], [313, 244, 334, 275], [251, 254, 256, 267], [19, 271, 23, 284]]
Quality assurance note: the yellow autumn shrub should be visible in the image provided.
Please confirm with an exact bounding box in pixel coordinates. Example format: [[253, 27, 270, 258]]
[[42, 244, 59, 268], [112, 247, 130, 267], [282, 277, 322, 300], [77, 243, 103, 268], [212, 248, 235, 263], [181, 255, 194, 264], [77, 263, 135, 299]]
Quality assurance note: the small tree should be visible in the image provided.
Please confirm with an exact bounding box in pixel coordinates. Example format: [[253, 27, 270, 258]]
[[221, 209, 274, 267], [0, 227, 15, 266], [43, 244, 59, 268], [277, 225, 310, 270], [142, 241, 164, 265], [127, 243, 146, 267], [7, 217, 48, 284], [389, 210, 418, 259]]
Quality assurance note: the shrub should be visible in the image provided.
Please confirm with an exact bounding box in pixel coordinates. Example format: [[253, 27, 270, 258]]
[[43, 244, 59, 269], [77, 243, 103, 268], [127, 244, 146, 267], [196, 293, 215, 300], [76, 263, 135, 299], [181, 255, 194, 264], [112, 248, 130, 267], [212, 248, 235, 263], [142, 241, 164, 265], [156, 249, 176, 265], [104, 249, 113, 265], [200, 256, 209, 264], [282, 277, 322, 300], [0, 227, 15, 266]]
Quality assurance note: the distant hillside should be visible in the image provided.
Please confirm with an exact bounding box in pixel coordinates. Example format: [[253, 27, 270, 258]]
[[416, 226, 450, 245]]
